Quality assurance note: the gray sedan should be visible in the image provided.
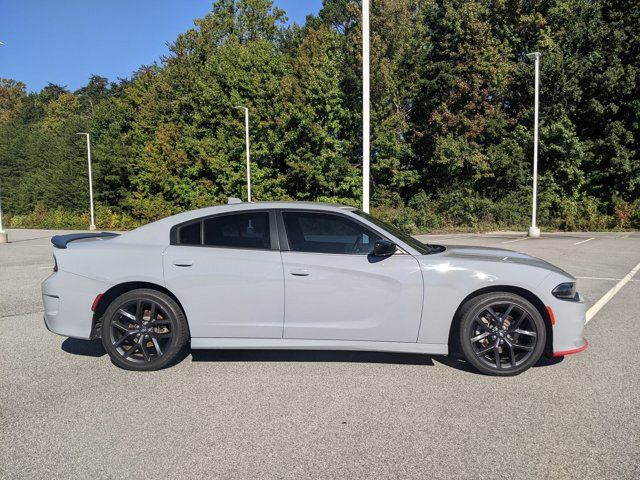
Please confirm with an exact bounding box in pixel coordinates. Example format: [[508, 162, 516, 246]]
[[42, 201, 587, 375]]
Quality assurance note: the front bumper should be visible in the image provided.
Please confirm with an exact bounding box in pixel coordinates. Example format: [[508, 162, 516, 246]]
[[548, 291, 588, 357], [42, 271, 111, 339], [553, 339, 589, 357], [535, 272, 588, 358]]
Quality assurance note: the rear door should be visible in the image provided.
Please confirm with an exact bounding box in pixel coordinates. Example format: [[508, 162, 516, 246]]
[[163, 210, 284, 338], [279, 210, 423, 342]]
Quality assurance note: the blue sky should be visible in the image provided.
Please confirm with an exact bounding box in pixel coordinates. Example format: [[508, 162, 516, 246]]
[[0, 0, 322, 92]]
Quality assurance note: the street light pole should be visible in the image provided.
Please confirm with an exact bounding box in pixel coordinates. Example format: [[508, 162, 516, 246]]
[[526, 52, 541, 238], [0, 42, 6, 243], [234, 106, 251, 202], [362, 0, 370, 213], [0, 180, 7, 243], [76, 133, 96, 230]]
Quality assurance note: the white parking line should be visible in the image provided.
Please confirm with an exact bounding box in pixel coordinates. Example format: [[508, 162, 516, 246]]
[[574, 237, 594, 245], [418, 234, 475, 240], [5, 244, 50, 247], [586, 261, 640, 323], [500, 238, 526, 244], [420, 233, 474, 238]]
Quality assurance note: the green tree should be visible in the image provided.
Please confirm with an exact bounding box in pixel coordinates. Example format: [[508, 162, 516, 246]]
[[277, 25, 358, 201], [0, 0, 637, 231]]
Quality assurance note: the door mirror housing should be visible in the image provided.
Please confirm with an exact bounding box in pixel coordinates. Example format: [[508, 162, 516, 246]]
[[373, 239, 397, 257]]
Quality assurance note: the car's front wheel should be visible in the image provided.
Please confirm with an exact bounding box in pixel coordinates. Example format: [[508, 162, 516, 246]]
[[101, 289, 189, 371], [458, 293, 546, 376]]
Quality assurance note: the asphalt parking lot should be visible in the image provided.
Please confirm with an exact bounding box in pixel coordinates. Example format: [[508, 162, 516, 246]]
[[1, 228, 639, 479]]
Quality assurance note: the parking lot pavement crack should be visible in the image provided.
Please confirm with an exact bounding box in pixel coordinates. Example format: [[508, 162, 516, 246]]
[[0, 310, 44, 321]]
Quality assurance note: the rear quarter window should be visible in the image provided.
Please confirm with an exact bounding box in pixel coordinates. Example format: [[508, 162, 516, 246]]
[[178, 222, 201, 245]]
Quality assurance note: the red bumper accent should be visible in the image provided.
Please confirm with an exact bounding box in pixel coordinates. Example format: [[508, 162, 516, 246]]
[[546, 306, 556, 326], [553, 340, 589, 357], [91, 293, 103, 312]]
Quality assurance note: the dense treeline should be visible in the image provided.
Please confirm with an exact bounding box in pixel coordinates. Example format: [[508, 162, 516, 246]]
[[1, 0, 639, 232]]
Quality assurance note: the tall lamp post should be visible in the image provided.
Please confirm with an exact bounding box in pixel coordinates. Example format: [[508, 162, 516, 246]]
[[0, 41, 7, 243], [0, 180, 7, 243], [234, 106, 251, 202], [526, 52, 541, 238], [362, 0, 370, 213], [76, 133, 96, 230]]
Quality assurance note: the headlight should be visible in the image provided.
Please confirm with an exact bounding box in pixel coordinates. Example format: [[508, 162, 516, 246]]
[[552, 282, 578, 301]]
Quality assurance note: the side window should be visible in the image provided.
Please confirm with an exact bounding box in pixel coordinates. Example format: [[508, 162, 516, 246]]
[[178, 222, 201, 245], [282, 211, 382, 254], [203, 212, 270, 249]]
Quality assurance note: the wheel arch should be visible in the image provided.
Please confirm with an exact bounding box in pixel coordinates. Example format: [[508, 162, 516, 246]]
[[90, 281, 187, 339], [447, 285, 553, 358]]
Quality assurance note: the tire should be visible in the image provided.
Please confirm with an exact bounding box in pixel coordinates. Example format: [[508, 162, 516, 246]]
[[458, 292, 546, 376], [101, 289, 189, 371]]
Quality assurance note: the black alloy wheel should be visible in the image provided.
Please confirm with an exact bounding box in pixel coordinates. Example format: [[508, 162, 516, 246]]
[[458, 293, 546, 376], [101, 289, 189, 371]]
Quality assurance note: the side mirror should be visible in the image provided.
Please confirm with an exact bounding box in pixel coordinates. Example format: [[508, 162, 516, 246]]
[[373, 239, 397, 256]]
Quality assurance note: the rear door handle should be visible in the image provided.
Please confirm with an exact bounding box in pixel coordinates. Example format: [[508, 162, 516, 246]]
[[289, 268, 310, 277], [173, 260, 194, 267]]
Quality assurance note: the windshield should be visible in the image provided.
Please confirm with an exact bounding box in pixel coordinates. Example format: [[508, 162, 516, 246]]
[[352, 210, 441, 255]]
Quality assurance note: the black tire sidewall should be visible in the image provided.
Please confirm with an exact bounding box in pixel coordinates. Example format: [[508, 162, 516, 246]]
[[101, 289, 189, 371], [458, 293, 546, 376]]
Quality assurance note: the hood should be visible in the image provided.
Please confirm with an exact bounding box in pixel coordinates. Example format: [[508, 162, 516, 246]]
[[438, 245, 573, 278]]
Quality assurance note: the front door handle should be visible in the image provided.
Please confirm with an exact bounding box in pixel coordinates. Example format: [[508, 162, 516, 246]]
[[289, 268, 310, 277], [173, 260, 194, 267]]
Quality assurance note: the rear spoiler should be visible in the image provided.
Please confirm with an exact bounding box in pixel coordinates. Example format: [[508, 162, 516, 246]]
[[51, 232, 119, 249]]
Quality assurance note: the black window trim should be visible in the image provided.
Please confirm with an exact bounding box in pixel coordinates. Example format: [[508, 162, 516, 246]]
[[276, 208, 398, 256], [170, 209, 279, 251]]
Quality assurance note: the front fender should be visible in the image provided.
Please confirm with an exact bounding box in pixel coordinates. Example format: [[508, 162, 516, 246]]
[[416, 256, 553, 346]]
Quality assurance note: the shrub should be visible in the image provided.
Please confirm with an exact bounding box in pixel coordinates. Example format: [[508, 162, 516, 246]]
[[7, 203, 142, 231], [612, 196, 638, 229], [5, 195, 635, 234], [551, 196, 612, 231]]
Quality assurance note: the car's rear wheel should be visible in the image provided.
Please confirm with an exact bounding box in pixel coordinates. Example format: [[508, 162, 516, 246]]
[[458, 293, 546, 376], [101, 289, 189, 371]]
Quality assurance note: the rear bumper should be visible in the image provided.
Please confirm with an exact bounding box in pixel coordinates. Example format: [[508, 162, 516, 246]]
[[42, 271, 111, 339]]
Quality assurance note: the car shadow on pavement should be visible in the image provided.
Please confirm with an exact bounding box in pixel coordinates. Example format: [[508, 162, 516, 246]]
[[61, 338, 106, 357], [59, 340, 564, 372], [433, 354, 564, 375], [533, 356, 564, 367], [191, 349, 434, 366]]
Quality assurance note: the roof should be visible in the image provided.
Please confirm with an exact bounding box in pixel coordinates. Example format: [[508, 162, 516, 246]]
[[201, 200, 356, 212], [117, 201, 358, 245], [244, 200, 354, 209]]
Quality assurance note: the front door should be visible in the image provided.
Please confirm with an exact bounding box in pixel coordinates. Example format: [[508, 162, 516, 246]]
[[163, 210, 284, 338], [280, 211, 423, 342]]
